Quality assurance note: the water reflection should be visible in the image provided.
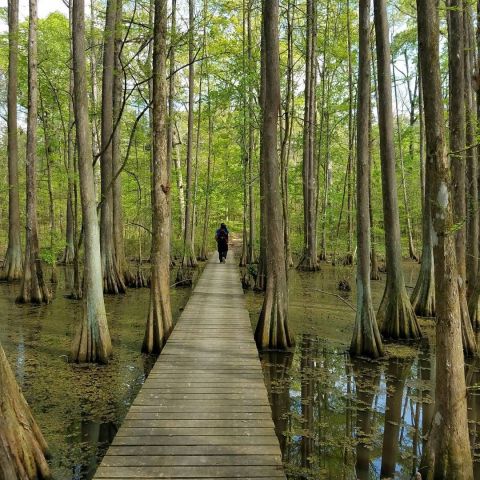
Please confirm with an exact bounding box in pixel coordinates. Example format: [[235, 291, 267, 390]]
[[262, 333, 480, 479], [352, 358, 380, 480]]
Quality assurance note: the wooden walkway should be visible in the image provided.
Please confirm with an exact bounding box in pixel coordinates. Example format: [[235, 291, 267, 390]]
[[94, 254, 286, 479]]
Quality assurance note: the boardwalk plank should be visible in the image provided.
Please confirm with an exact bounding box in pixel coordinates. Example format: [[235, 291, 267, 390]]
[[93, 254, 285, 479]]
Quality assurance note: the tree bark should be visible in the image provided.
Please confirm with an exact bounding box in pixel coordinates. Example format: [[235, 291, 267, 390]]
[[350, 0, 383, 359], [0, 341, 51, 479], [373, 0, 421, 339], [254, 0, 293, 350], [392, 63, 418, 262], [143, 0, 173, 354], [447, 0, 477, 355], [255, 9, 267, 292], [112, 0, 132, 285], [100, 0, 126, 294], [247, 0, 256, 265], [18, 0, 50, 305], [71, 0, 113, 364], [181, 0, 197, 268], [3, 0, 23, 281], [417, 0, 474, 476], [62, 65, 75, 266], [297, 0, 319, 271], [467, 2, 480, 327], [411, 62, 436, 317]]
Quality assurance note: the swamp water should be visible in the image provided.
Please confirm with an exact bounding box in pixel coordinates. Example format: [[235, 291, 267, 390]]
[[244, 262, 480, 479], [0, 266, 192, 479], [1, 261, 479, 479]]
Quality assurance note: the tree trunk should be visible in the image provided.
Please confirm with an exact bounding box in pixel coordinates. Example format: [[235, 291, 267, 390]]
[[411, 62, 436, 317], [239, 0, 248, 268], [255, 10, 267, 292], [100, 0, 126, 294], [0, 342, 50, 479], [417, 0, 474, 476], [143, 0, 173, 354], [392, 63, 418, 262], [254, 0, 293, 351], [199, 85, 213, 261], [173, 125, 186, 238], [447, 0, 477, 355], [181, 0, 197, 268], [247, 0, 256, 265], [3, 0, 23, 281], [62, 66, 75, 266], [18, 0, 50, 305], [345, 0, 354, 264], [71, 0, 113, 364], [39, 94, 58, 284], [467, 3, 480, 326], [373, 0, 421, 339], [297, 0, 319, 271], [350, 0, 383, 359], [112, 0, 132, 285]]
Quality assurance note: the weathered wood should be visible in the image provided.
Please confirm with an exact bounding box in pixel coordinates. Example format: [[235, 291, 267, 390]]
[[94, 254, 286, 479]]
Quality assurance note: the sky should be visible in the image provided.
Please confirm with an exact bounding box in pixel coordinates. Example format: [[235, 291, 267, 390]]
[[0, 0, 69, 19], [0, 0, 70, 33]]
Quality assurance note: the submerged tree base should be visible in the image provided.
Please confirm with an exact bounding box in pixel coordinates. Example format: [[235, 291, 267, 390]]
[[1, 245, 23, 282], [297, 254, 320, 272], [127, 266, 148, 288], [70, 308, 112, 364], [102, 254, 127, 295], [175, 266, 194, 287], [411, 263, 436, 318], [255, 287, 294, 351], [17, 267, 51, 305], [378, 285, 422, 340], [0, 344, 51, 479], [350, 298, 384, 359]]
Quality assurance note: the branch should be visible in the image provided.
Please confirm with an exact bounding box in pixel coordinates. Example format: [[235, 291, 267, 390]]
[[313, 289, 356, 312]]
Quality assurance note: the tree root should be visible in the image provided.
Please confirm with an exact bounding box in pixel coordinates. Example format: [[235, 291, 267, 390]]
[[70, 302, 112, 364], [296, 254, 320, 271], [0, 344, 51, 479], [255, 283, 294, 350], [378, 284, 422, 339], [1, 244, 23, 281]]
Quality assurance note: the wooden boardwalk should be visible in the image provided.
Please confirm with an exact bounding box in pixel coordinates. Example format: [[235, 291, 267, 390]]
[[94, 254, 286, 479]]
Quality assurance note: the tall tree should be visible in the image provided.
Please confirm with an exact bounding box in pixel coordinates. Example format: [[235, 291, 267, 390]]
[[447, 0, 477, 355], [411, 62, 436, 317], [247, 0, 256, 265], [373, 0, 420, 339], [112, 0, 132, 285], [143, 0, 173, 354], [17, 0, 50, 304], [71, 0, 113, 364], [417, 0, 473, 476], [3, 0, 23, 281], [254, 0, 293, 350], [0, 341, 50, 479], [467, 3, 480, 327], [100, 0, 126, 294], [181, 0, 197, 268], [297, 0, 319, 271], [350, 0, 383, 359]]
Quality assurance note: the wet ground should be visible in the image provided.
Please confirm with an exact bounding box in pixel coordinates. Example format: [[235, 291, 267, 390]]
[[0, 266, 193, 480], [1, 260, 479, 479], [244, 261, 480, 479]]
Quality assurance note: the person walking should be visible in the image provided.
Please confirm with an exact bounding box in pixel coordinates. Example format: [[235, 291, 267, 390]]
[[215, 223, 229, 263]]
